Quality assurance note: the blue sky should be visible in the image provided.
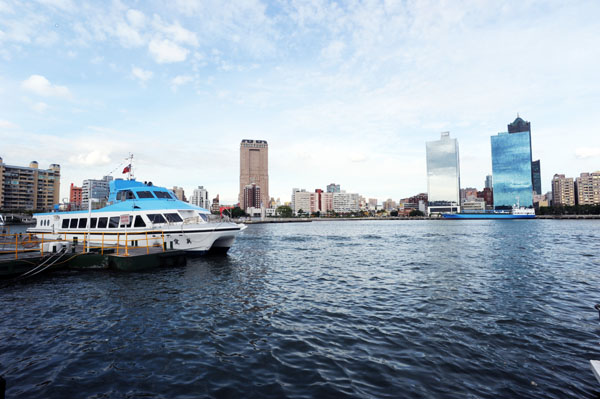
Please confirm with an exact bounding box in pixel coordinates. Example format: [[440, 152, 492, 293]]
[[1, 0, 599, 204]]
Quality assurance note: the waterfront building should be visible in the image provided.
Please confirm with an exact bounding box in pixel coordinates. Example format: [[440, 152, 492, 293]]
[[485, 175, 493, 189], [239, 139, 269, 210], [211, 194, 220, 214], [462, 200, 486, 211], [426, 132, 460, 214], [243, 183, 261, 212], [333, 192, 359, 213], [0, 157, 60, 211], [69, 183, 82, 210], [172, 186, 186, 202], [293, 191, 314, 215], [460, 187, 478, 204], [82, 176, 113, 209], [291, 188, 305, 213], [326, 183, 340, 193], [575, 172, 600, 205], [190, 186, 209, 209], [533, 192, 550, 208], [321, 192, 333, 213], [551, 174, 575, 206], [383, 199, 397, 211], [368, 198, 377, 208], [477, 187, 493, 207], [491, 131, 533, 209], [532, 160, 542, 195]]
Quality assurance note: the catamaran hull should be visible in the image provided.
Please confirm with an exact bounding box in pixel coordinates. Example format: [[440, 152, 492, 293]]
[[442, 214, 535, 219], [27, 224, 247, 254]]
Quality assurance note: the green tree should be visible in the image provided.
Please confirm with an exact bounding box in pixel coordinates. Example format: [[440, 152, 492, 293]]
[[230, 207, 246, 218], [409, 209, 425, 217], [276, 205, 293, 218]]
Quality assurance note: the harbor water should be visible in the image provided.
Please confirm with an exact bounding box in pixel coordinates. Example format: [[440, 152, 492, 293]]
[[1, 220, 600, 398]]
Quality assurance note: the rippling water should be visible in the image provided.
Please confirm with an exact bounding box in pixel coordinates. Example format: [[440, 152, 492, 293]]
[[2, 220, 600, 398]]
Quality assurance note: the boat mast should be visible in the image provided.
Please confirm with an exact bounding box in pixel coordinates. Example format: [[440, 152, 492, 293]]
[[126, 153, 134, 181]]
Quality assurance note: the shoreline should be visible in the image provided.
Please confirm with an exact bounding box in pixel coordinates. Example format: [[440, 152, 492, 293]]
[[241, 215, 600, 223]]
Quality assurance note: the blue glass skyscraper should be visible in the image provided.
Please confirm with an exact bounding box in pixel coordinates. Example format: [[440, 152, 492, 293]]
[[491, 131, 533, 208]]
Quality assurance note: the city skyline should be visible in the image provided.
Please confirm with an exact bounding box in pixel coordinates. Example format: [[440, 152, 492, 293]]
[[1, 1, 599, 203]]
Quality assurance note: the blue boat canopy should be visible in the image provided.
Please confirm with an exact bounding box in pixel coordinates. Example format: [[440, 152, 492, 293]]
[[35, 179, 210, 216]]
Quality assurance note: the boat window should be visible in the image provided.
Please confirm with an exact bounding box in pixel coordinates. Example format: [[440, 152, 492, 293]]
[[134, 216, 146, 228], [109, 216, 120, 228], [199, 214, 208, 222], [136, 191, 155, 199], [70, 219, 78, 228], [90, 218, 97, 229], [117, 190, 136, 201], [154, 191, 173, 199], [147, 214, 166, 224], [97, 217, 108, 228], [62, 219, 69, 228], [164, 213, 183, 223], [78, 218, 87, 228]]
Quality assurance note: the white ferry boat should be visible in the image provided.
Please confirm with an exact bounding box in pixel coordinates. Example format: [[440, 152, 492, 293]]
[[27, 179, 246, 255]]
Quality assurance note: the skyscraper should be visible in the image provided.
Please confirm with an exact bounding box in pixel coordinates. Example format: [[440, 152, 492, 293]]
[[485, 175, 493, 189], [239, 139, 269, 210], [491, 131, 533, 209], [507, 115, 541, 196], [531, 160, 541, 195], [426, 132, 460, 213]]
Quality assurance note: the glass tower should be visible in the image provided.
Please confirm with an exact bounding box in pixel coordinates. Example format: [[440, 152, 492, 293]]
[[531, 159, 541, 195], [426, 132, 460, 210], [491, 131, 533, 208]]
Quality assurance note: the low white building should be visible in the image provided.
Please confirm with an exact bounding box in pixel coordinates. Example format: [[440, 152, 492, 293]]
[[333, 192, 360, 213]]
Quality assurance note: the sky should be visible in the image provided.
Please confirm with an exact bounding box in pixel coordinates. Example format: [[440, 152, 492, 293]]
[[1, 0, 599, 205]]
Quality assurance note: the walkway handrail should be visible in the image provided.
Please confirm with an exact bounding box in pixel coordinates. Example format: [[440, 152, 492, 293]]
[[0, 230, 167, 260]]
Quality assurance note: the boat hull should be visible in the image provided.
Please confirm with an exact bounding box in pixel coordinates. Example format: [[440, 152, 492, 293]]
[[442, 213, 535, 219], [27, 223, 247, 254]]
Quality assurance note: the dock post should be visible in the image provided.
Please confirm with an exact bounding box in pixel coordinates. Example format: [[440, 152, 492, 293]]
[[1, 374, 6, 399], [14, 234, 18, 260]]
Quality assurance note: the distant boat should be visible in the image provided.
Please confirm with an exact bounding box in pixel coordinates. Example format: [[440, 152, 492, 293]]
[[0, 214, 4, 226], [442, 205, 535, 220]]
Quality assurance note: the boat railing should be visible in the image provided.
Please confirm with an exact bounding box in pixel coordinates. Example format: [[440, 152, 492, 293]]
[[0, 230, 168, 260]]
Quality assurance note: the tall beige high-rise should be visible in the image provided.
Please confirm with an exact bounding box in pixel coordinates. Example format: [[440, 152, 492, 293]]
[[239, 139, 269, 209], [552, 174, 575, 206]]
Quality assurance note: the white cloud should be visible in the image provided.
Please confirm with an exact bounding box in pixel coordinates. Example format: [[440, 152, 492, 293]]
[[171, 75, 193, 91], [126, 9, 146, 29], [68, 150, 111, 166], [154, 18, 198, 46], [36, 0, 76, 12], [575, 147, 600, 159], [148, 38, 189, 63], [0, 119, 18, 129], [131, 66, 153, 83], [21, 75, 70, 98]]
